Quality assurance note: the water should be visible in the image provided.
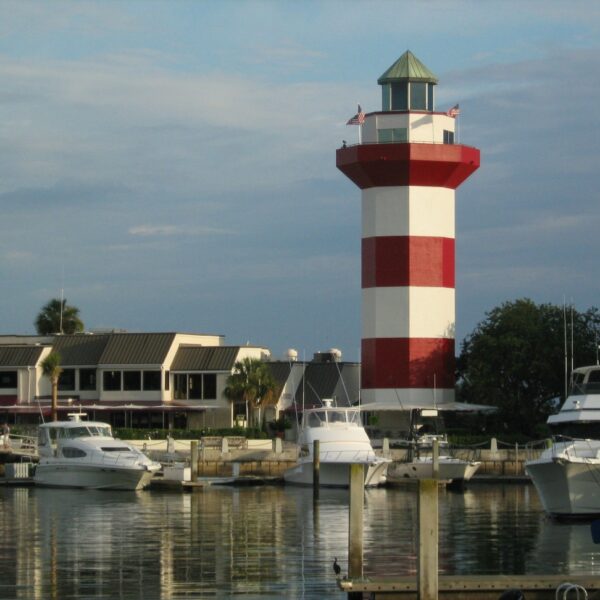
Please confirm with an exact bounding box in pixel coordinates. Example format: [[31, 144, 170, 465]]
[[0, 483, 598, 599]]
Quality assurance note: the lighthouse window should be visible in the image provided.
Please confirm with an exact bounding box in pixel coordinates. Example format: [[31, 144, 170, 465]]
[[378, 128, 407, 143], [390, 82, 408, 110], [410, 82, 427, 110], [443, 130, 455, 144]]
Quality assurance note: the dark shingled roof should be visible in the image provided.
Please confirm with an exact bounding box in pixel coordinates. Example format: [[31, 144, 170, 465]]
[[98, 333, 177, 366], [170, 346, 240, 372], [267, 362, 293, 387], [52, 335, 110, 366], [0, 346, 45, 367], [294, 362, 359, 408]]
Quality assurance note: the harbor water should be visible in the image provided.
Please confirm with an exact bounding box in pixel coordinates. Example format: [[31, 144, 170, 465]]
[[0, 482, 598, 599]]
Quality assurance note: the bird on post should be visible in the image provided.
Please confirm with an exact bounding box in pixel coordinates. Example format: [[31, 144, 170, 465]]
[[333, 557, 341, 578]]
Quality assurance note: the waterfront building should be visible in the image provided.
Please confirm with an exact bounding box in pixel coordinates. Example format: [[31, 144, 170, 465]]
[[0, 332, 268, 429], [336, 51, 480, 425]]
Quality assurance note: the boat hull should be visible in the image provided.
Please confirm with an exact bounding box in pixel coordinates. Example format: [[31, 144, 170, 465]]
[[284, 460, 389, 488], [526, 457, 600, 517], [34, 462, 156, 491]]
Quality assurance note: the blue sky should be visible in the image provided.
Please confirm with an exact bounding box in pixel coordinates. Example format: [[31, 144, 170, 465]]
[[1, 1, 600, 361]]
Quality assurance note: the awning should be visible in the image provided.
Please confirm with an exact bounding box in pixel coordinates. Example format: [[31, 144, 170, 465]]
[[356, 401, 496, 413]]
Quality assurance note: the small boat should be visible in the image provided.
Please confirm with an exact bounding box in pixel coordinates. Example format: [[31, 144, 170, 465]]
[[284, 400, 390, 487], [34, 413, 161, 490], [387, 433, 481, 484], [526, 364, 600, 516]]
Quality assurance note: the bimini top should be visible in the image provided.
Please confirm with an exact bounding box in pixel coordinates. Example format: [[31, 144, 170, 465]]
[[378, 50, 438, 85]]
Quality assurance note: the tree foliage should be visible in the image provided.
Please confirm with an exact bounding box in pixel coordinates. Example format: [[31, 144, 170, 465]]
[[35, 298, 84, 335], [456, 298, 600, 434], [41, 351, 63, 422], [223, 358, 279, 427]]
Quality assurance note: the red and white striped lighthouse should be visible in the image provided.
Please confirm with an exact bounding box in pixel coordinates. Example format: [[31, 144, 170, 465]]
[[336, 51, 480, 408]]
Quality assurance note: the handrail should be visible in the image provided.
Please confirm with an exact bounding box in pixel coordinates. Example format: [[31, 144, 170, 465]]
[[339, 140, 479, 150]]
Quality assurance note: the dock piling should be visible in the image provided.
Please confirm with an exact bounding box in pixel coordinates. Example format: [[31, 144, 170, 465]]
[[348, 463, 364, 600], [190, 441, 198, 482], [313, 440, 320, 499]]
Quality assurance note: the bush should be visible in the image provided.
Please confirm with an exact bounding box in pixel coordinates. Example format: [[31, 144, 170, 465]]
[[113, 427, 268, 440]]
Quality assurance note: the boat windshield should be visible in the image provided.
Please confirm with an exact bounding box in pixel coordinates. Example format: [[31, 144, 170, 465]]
[[571, 369, 600, 395], [304, 409, 361, 427], [60, 425, 112, 438]]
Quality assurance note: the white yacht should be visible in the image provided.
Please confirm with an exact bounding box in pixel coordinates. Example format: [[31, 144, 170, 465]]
[[526, 365, 600, 516], [284, 400, 390, 487], [34, 414, 161, 490], [387, 433, 481, 484]]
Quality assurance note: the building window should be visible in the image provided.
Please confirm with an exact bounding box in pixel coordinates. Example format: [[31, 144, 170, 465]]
[[378, 128, 408, 143], [174, 374, 187, 400], [103, 371, 121, 391], [143, 371, 161, 391], [443, 130, 455, 144], [80, 369, 96, 391], [0, 371, 17, 388], [58, 369, 76, 391], [172, 373, 218, 400], [164, 371, 169, 391], [123, 371, 141, 391]]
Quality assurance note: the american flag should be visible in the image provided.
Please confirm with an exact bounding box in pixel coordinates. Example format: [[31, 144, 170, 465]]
[[346, 104, 365, 125], [446, 103, 460, 118]]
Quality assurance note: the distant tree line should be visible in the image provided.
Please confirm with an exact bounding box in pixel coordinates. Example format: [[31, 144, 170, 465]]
[[456, 298, 600, 436]]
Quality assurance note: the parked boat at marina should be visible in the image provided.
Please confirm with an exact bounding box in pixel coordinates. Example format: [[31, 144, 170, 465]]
[[526, 365, 600, 516], [34, 414, 161, 490], [283, 400, 390, 487], [387, 433, 481, 484]]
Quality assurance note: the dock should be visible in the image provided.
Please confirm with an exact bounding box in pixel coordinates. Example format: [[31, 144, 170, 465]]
[[337, 575, 599, 599]]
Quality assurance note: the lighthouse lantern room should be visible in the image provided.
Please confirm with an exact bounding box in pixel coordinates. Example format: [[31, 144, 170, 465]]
[[336, 51, 480, 411]]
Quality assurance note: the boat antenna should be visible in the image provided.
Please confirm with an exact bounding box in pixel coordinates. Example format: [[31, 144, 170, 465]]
[[571, 299, 574, 373], [302, 350, 306, 413], [334, 360, 351, 406], [563, 297, 568, 399], [596, 329, 599, 366]]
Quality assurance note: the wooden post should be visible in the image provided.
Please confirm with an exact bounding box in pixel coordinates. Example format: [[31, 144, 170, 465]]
[[190, 440, 198, 482], [417, 439, 438, 600], [313, 440, 320, 499], [348, 463, 364, 598]]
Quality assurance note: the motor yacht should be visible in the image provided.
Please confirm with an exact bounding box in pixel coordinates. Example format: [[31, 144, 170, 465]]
[[33, 414, 161, 490], [284, 400, 390, 487], [526, 365, 600, 516]]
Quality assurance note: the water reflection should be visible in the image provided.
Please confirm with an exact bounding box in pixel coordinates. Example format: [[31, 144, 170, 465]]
[[0, 483, 599, 599]]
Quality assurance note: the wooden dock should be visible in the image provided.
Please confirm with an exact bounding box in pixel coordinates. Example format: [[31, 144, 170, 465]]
[[338, 574, 600, 599]]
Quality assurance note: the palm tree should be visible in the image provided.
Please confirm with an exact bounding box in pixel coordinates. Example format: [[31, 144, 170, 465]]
[[35, 298, 84, 335], [41, 351, 63, 422], [224, 358, 279, 428]]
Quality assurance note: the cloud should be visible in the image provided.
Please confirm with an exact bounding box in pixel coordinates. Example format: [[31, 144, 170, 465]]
[[128, 224, 234, 237]]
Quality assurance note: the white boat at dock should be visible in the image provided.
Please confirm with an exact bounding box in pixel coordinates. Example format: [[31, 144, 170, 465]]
[[34, 413, 161, 491], [387, 433, 481, 484], [526, 365, 600, 516], [283, 400, 390, 487]]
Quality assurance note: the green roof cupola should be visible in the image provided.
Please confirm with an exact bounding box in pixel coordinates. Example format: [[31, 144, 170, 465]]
[[378, 51, 438, 112]]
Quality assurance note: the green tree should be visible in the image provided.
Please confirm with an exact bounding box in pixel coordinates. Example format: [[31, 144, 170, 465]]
[[456, 298, 600, 435], [35, 298, 84, 335], [224, 358, 279, 428], [41, 351, 63, 422]]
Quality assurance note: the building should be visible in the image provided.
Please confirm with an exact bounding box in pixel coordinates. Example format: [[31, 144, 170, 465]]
[[0, 332, 269, 429], [336, 51, 480, 426]]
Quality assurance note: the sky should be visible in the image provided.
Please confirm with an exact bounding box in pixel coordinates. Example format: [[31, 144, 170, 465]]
[[1, 0, 600, 362]]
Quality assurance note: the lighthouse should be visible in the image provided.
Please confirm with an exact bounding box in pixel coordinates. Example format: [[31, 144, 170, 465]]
[[336, 51, 480, 409]]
